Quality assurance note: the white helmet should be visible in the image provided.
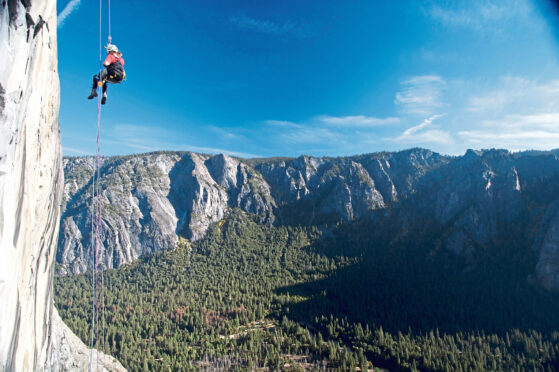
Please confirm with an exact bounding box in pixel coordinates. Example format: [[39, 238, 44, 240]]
[[105, 44, 119, 53]]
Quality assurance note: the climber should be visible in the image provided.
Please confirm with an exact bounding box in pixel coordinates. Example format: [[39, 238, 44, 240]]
[[87, 44, 126, 105]]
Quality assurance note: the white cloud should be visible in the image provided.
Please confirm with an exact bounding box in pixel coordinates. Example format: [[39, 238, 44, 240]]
[[459, 130, 559, 150], [103, 124, 259, 157], [206, 125, 244, 140], [395, 76, 446, 115], [429, 3, 506, 29], [104, 124, 185, 153], [62, 146, 93, 156], [467, 78, 559, 113], [397, 129, 454, 145], [426, 0, 534, 32], [181, 145, 259, 159], [459, 113, 559, 151], [318, 115, 400, 127], [109, 124, 177, 142], [393, 114, 453, 145], [57, 0, 81, 27], [489, 113, 559, 129], [265, 120, 300, 127], [265, 119, 339, 144], [264, 114, 401, 147], [454, 76, 559, 152]]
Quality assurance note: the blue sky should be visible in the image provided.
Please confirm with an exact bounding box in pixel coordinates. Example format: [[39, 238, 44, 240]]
[[57, 0, 559, 158]]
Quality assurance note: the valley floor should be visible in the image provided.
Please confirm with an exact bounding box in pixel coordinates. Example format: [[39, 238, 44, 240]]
[[55, 210, 559, 371]]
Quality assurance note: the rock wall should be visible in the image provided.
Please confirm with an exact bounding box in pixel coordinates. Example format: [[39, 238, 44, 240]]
[[48, 308, 126, 371], [0, 0, 61, 369], [59, 152, 277, 274], [0, 1, 125, 370]]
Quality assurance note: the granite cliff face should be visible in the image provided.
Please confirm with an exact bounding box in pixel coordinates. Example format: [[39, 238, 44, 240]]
[[59, 152, 276, 274], [0, 1, 62, 369], [59, 149, 559, 292], [0, 1, 124, 370], [59, 149, 446, 274]]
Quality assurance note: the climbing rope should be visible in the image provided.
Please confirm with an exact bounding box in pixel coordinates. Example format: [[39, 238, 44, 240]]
[[100, 0, 112, 357], [90, 0, 111, 369], [89, 160, 97, 372], [108, 0, 112, 45]]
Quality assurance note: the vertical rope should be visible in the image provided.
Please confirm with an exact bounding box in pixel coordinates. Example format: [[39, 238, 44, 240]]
[[90, 0, 104, 370], [101, 0, 109, 355], [108, 0, 112, 45], [98, 0, 102, 65], [96, 94, 105, 355], [95, 94, 102, 371], [89, 168, 97, 372]]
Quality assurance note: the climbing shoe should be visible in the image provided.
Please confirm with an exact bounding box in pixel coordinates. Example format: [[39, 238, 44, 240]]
[[88, 90, 98, 99], [101, 93, 107, 105]]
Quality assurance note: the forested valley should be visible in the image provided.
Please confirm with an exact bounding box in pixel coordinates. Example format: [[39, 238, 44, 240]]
[[55, 209, 559, 371]]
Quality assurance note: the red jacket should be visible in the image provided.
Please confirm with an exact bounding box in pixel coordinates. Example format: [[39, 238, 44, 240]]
[[104, 54, 125, 67]]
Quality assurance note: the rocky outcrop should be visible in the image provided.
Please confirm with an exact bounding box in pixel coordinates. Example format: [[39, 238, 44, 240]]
[[253, 149, 448, 222], [414, 149, 526, 256], [59, 152, 277, 274], [254, 156, 387, 222], [59, 153, 182, 274], [48, 308, 126, 371], [0, 1, 124, 370]]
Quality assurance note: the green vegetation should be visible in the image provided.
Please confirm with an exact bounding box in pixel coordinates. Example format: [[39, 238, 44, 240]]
[[55, 210, 559, 371]]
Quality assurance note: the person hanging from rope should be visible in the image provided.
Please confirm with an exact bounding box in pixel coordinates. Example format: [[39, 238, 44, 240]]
[[87, 44, 126, 105]]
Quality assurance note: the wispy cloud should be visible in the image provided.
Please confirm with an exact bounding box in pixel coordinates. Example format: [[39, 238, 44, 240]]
[[103, 124, 259, 158], [62, 146, 93, 156], [180, 145, 259, 159], [229, 14, 307, 37], [428, 3, 506, 29], [318, 115, 400, 127], [265, 119, 339, 144], [395, 75, 446, 116], [452, 76, 559, 152], [459, 113, 559, 151], [426, 0, 533, 33], [393, 114, 453, 145], [206, 125, 244, 141], [102, 124, 189, 154], [57, 0, 81, 27], [264, 114, 401, 146], [467, 77, 559, 113]]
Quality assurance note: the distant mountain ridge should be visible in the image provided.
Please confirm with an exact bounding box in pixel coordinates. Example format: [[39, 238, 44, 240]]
[[58, 148, 559, 292]]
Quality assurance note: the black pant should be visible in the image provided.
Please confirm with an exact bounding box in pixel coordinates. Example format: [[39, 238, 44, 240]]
[[92, 68, 109, 94]]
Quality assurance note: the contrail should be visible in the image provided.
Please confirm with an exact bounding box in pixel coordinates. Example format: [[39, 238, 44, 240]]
[[57, 0, 81, 28]]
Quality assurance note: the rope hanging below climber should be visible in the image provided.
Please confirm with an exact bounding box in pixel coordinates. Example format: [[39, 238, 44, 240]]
[[89, 0, 124, 369]]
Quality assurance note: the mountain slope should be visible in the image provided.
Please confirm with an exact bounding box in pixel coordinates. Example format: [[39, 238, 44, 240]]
[[58, 148, 559, 292]]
